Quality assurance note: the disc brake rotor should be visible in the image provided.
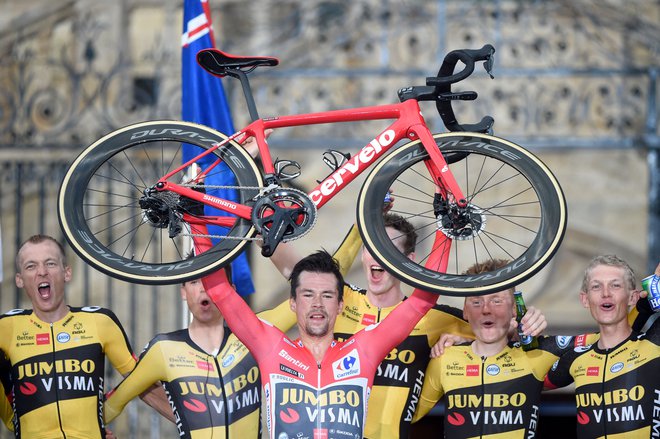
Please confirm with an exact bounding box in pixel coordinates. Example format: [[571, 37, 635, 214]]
[[437, 204, 486, 240]]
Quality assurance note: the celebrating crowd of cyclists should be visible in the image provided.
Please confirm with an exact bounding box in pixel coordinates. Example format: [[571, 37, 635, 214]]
[[0, 209, 658, 438]]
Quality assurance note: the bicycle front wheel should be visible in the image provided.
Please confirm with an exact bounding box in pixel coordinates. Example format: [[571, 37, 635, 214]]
[[58, 120, 263, 285], [357, 132, 566, 296]]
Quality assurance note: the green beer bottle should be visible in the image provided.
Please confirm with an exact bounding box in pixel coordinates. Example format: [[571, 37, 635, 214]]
[[514, 291, 539, 351]]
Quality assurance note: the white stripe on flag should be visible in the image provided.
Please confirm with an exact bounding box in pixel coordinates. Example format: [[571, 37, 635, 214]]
[[181, 13, 210, 47]]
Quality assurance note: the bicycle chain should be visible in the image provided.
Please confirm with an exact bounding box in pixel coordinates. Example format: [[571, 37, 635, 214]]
[[179, 182, 264, 241], [179, 185, 315, 244], [180, 183, 265, 190], [183, 233, 262, 242]]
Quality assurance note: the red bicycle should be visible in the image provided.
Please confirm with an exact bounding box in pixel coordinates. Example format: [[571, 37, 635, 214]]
[[57, 44, 566, 295]]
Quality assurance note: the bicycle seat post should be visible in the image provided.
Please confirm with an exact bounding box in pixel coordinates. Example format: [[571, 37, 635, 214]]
[[231, 69, 260, 123]]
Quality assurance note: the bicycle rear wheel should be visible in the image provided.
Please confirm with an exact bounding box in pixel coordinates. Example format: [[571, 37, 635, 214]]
[[58, 120, 263, 285], [357, 132, 566, 296]]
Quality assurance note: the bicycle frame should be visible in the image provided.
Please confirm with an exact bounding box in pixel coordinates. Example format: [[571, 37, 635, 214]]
[[58, 44, 566, 292], [156, 98, 467, 229]]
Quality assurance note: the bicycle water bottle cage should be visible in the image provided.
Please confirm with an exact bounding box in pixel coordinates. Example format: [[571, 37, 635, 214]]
[[317, 149, 351, 183], [427, 44, 496, 133], [274, 159, 302, 181], [197, 49, 279, 78]]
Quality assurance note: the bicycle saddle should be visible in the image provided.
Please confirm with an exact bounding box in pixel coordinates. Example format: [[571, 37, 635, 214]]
[[197, 49, 279, 77]]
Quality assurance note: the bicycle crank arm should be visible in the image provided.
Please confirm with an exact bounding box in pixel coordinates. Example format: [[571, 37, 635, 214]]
[[258, 208, 305, 257]]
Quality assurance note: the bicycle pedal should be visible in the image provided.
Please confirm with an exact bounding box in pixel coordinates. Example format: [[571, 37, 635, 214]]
[[317, 149, 351, 183], [274, 159, 301, 181]]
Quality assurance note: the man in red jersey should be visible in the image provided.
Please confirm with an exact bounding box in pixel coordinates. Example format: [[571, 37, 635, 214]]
[[203, 250, 438, 439]]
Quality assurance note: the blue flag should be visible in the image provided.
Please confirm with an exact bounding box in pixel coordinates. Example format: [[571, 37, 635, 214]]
[[182, 0, 254, 296]]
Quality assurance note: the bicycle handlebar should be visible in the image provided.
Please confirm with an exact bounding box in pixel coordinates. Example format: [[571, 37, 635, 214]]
[[398, 44, 495, 133], [433, 44, 495, 133]]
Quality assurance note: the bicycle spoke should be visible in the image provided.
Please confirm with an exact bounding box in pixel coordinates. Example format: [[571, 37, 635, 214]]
[[83, 201, 139, 221], [84, 187, 140, 201], [58, 121, 261, 284], [107, 158, 147, 194], [90, 172, 146, 192], [358, 133, 565, 295], [122, 149, 150, 190]]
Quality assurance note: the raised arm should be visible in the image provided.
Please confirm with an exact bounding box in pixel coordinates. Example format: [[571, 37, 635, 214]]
[[332, 224, 363, 276], [630, 261, 659, 332], [203, 268, 282, 361], [359, 288, 438, 365]]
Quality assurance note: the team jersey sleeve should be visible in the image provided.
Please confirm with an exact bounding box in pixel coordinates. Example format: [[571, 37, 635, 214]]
[[0, 317, 14, 362], [426, 304, 474, 345], [332, 224, 362, 275], [630, 295, 658, 333], [104, 338, 167, 423], [0, 392, 11, 432], [358, 288, 437, 366], [525, 335, 568, 380], [412, 356, 444, 422], [643, 314, 659, 342], [257, 298, 297, 333], [543, 345, 578, 390], [0, 351, 13, 431], [96, 309, 137, 376], [204, 269, 282, 362]]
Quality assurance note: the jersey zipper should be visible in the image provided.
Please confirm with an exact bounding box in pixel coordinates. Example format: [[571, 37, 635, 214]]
[[317, 362, 322, 435], [51, 323, 67, 439], [480, 356, 486, 439], [601, 349, 609, 438], [212, 355, 229, 439]]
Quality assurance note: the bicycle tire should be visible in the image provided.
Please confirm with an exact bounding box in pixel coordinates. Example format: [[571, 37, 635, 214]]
[[58, 120, 263, 285], [357, 132, 566, 296]]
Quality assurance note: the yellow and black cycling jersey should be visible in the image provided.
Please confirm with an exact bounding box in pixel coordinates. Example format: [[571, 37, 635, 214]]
[[334, 285, 472, 439], [545, 324, 659, 439], [104, 299, 296, 439], [413, 335, 572, 438], [332, 224, 473, 439], [0, 306, 136, 439], [0, 351, 13, 432], [629, 294, 659, 333]]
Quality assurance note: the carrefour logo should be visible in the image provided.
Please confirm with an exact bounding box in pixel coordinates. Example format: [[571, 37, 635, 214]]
[[333, 349, 360, 380]]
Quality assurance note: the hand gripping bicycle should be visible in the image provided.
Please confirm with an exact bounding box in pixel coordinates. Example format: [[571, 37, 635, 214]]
[[57, 44, 566, 295]]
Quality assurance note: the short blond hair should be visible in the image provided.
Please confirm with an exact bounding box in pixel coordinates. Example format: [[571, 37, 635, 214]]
[[16, 234, 67, 271], [581, 255, 635, 292]]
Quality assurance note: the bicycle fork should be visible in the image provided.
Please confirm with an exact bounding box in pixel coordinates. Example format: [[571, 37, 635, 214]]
[[412, 125, 469, 274]]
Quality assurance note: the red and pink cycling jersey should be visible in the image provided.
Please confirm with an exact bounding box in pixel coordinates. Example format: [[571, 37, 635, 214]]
[[204, 270, 436, 439]]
